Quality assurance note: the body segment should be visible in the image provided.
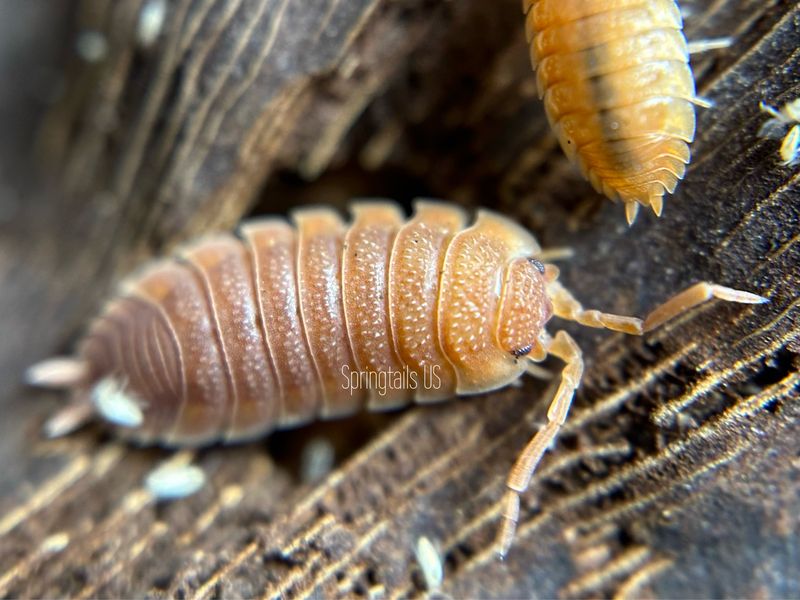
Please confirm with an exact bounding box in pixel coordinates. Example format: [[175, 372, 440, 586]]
[[342, 203, 409, 409], [388, 202, 465, 402], [524, 0, 697, 222]]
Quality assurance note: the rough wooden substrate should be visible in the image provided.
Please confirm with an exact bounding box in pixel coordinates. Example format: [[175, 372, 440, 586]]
[[0, 0, 797, 597]]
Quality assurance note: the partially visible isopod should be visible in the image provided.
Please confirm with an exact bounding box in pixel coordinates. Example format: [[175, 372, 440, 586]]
[[415, 536, 444, 591], [27, 199, 767, 557], [524, 0, 705, 224], [759, 99, 800, 166]]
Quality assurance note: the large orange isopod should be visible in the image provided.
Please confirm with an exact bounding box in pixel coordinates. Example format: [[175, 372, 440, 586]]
[[28, 200, 766, 555], [524, 0, 701, 223]]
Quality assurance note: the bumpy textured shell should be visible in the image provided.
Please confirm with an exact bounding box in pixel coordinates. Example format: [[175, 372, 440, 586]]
[[79, 201, 550, 446], [524, 0, 696, 213]]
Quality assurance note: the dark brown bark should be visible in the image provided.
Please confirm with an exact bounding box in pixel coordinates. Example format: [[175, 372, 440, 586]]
[[0, 0, 797, 598]]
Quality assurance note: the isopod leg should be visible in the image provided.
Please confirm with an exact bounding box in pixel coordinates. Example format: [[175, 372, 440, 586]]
[[548, 281, 767, 336], [687, 37, 733, 55], [686, 37, 730, 110], [496, 331, 583, 558], [525, 361, 553, 380], [548, 281, 644, 334], [692, 96, 714, 109], [641, 282, 768, 332]]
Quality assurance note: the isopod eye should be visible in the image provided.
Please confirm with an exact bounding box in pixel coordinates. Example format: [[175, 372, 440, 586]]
[[510, 344, 533, 358], [527, 258, 545, 274], [495, 257, 552, 356]]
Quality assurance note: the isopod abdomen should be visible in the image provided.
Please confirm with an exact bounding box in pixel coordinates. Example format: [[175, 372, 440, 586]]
[[28, 200, 766, 555], [524, 0, 697, 223]]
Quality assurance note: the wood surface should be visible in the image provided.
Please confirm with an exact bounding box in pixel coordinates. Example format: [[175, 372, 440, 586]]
[[0, 0, 798, 598]]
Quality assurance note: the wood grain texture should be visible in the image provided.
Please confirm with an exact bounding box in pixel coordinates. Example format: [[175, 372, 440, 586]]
[[0, 0, 798, 598]]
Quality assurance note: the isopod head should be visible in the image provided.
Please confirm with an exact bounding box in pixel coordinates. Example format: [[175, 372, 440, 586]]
[[496, 257, 552, 359], [436, 209, 551, 395]]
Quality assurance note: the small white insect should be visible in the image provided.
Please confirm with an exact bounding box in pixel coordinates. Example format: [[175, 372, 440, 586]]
[[300, 436, 336, 483], [415, 536, 443, 592], [759, 99, 800, 166], [39, 532, 70, 554], [145, 456, 206, 500], [137, 0, 167, 48], [90, 377, 144, 428], [75, 30, 108, 63]]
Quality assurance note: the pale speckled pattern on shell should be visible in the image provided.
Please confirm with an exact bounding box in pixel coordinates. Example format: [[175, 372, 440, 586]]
[[78, 201, 551, 445]]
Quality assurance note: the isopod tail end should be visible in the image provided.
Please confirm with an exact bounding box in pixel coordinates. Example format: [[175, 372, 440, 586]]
[[25, 357, 89, 389], [624, 202, 640, 226], [650, 195, 664, 217]]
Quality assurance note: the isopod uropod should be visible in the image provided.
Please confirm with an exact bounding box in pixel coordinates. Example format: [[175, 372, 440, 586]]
[[524, 0, 702, 224], [27, 200, 766, 556]]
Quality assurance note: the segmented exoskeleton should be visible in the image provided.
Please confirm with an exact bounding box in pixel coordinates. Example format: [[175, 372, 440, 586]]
[[524, 0, 700, 223], [28, 200, 766, 556]]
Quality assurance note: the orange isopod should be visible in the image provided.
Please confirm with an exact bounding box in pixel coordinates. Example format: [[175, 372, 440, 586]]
[[524, 0, 699, 223], [28, 200, 765, 555]]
